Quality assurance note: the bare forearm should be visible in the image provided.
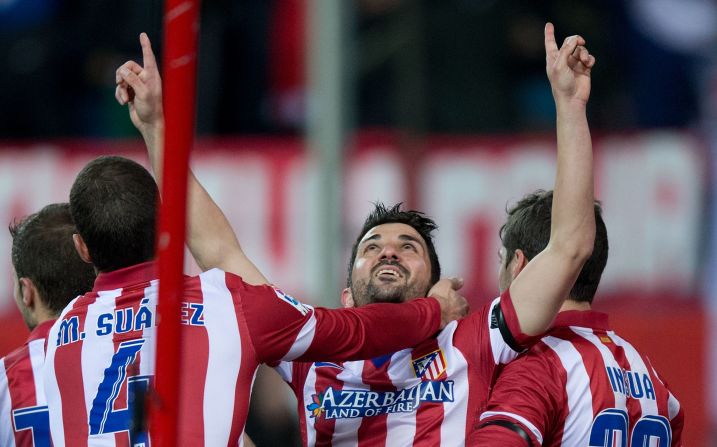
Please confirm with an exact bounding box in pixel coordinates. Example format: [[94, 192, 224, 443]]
[[140, 122, 268, 284], [552, 99, 595, 259], [185, 174, 268, 284]]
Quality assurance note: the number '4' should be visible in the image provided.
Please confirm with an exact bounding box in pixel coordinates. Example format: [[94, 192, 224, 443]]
[[89, 339, 150, 437]]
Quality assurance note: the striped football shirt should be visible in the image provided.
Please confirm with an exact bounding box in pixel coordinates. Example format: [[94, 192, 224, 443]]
[[473, 310, 684, 446], [43, 261, 442, 446], [275, 291, 532, 446], [0, 320, 55, 447]]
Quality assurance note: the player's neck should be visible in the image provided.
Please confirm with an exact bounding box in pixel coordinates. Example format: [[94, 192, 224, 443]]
[[559, 299, 592, 312]]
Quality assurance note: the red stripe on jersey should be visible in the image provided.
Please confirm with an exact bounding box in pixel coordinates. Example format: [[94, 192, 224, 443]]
[[453, 305, 499, 438], [55, 292, 99, 447], [644, 357, 669, 418], [178, 275, 209, 445], [312, 364, 344, 446], [227, 272, 261, 445], [608, 340, 644, 430], [412, 339, 444, 446], [4, 345, 36, 447], [540, 342, 570, 446], [356, 358, 393, 447], [288, 362, 313, 447]]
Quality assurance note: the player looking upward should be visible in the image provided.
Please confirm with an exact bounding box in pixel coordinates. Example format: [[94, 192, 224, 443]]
[[116, 22, 598, 445], [42, 43, 468, 445], [470, 191, 683, 445], [1, 203, 96, 447]]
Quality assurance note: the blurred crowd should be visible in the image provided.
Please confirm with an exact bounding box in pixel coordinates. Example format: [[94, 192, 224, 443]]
[[1, 0, 715, 445], [1, 0, 715, 140]]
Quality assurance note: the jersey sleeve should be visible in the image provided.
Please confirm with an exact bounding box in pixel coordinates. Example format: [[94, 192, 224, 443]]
[[459, 289, 539, 370], [473, 347, 565, 446], [229, 273, 441, 364]]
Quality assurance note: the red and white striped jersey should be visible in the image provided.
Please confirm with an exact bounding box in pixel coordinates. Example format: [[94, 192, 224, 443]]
[[0, 320, 54, 447], [473, 310, 684, 446], [275, 291, 532, 446], [43, 261, 442, 447]]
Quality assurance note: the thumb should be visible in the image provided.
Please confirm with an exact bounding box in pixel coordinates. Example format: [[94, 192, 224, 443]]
[[447, 276, 464, 291]]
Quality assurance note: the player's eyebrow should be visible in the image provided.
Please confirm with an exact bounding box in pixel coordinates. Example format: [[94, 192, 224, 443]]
[[360, 234, 382, 245], [399, 234, 426, 249]]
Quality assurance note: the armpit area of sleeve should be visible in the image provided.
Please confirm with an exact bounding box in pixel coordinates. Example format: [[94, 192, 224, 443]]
[[499, 289, 542, 349]]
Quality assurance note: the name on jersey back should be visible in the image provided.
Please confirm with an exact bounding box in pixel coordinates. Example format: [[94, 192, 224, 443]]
[[55, 299, 205, 347]]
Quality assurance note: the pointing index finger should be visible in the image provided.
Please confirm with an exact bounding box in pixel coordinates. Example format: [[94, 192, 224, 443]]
[[139, 33, 157, 71], [544, 22, 559, 58]]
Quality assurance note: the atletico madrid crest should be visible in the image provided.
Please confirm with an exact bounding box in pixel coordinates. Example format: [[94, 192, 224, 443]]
[[412, 349, 447, 381]]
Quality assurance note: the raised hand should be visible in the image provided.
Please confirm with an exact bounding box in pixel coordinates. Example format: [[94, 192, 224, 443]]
[[428, 277, 469, 329], [115, 33, 163, 134], [544, 22, 596, 106]]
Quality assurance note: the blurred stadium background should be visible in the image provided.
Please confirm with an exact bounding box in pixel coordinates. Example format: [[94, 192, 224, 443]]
[[0, 0, 714, 445]]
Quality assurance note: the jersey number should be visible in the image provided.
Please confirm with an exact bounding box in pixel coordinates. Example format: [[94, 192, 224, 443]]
[[88, 339, 150, 440], [12, 405, 50, 447], [589, 409, 671, 447]]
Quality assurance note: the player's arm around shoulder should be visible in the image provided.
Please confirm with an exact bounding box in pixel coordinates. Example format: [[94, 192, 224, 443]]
[[508, 23, 596, 336]]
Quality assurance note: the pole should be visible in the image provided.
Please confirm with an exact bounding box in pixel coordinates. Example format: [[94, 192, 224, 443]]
[[307, 0, 351, 305], [150, 0, 200, 444]]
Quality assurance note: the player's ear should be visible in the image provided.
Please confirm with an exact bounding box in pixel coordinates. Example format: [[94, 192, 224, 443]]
[[73, 234, 93, 264], [18, 277, 39, 309], [510, 249, 528, 278], [341, 288, 355, 308]]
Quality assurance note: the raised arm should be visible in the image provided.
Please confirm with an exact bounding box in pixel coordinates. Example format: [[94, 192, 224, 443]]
[[115, 33, 268, 285], [509, 23, 597, 335]]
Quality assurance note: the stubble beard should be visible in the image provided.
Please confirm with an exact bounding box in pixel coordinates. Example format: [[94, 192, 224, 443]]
[[350, 276, 429, 307]]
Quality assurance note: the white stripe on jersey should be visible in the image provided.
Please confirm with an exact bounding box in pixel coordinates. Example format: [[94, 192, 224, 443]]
[[139, 280, 158, 377], [543, 335, 593, 446], [331, 361, 367, 446], [487, 298, 520, 365], [575, 329, 627, 409], [282, 310, 317, 361], [384, 351, 417, 447], [0, 359, 16, 447], [201, 269, 243, 445], [480, 411, 543, 444], [610, 332, 658, 415], [438, 323, 469, 447], [303, 362, 319, 447], [46, 296, 80, 447], [667, 392, 680, 421], [649, 364, 682, 421], [81, 288, 123, 443], [29, 339, 47, 406], [274, 362, 292, 384]]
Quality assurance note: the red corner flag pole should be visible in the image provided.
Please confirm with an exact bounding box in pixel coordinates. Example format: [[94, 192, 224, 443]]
[[150, 0, 200, 445]]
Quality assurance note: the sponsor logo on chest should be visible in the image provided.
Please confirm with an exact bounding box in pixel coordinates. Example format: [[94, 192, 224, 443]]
[[307, 349, 453, 420]]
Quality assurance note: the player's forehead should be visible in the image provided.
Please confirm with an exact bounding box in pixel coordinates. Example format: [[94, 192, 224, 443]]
[[359, 223, 427, 247]]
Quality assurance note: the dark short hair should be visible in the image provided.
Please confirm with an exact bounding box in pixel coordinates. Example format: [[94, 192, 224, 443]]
[[499, 190, 608, 303], [69, 156, 158, 272], [9, 203, 96, 315], [347, 203, 441, 287]]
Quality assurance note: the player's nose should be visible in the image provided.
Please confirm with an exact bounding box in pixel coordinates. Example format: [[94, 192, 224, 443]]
[[379, 243, 400, 260]]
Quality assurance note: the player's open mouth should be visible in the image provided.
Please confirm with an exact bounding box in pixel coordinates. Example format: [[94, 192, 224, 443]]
[[374, 265, 404, 280]]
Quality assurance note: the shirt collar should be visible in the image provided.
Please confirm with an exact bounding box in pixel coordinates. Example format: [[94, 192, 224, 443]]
[[28, 319, 55, 343], [552, 310, 610, 331], [92, 261, 158, 292]]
